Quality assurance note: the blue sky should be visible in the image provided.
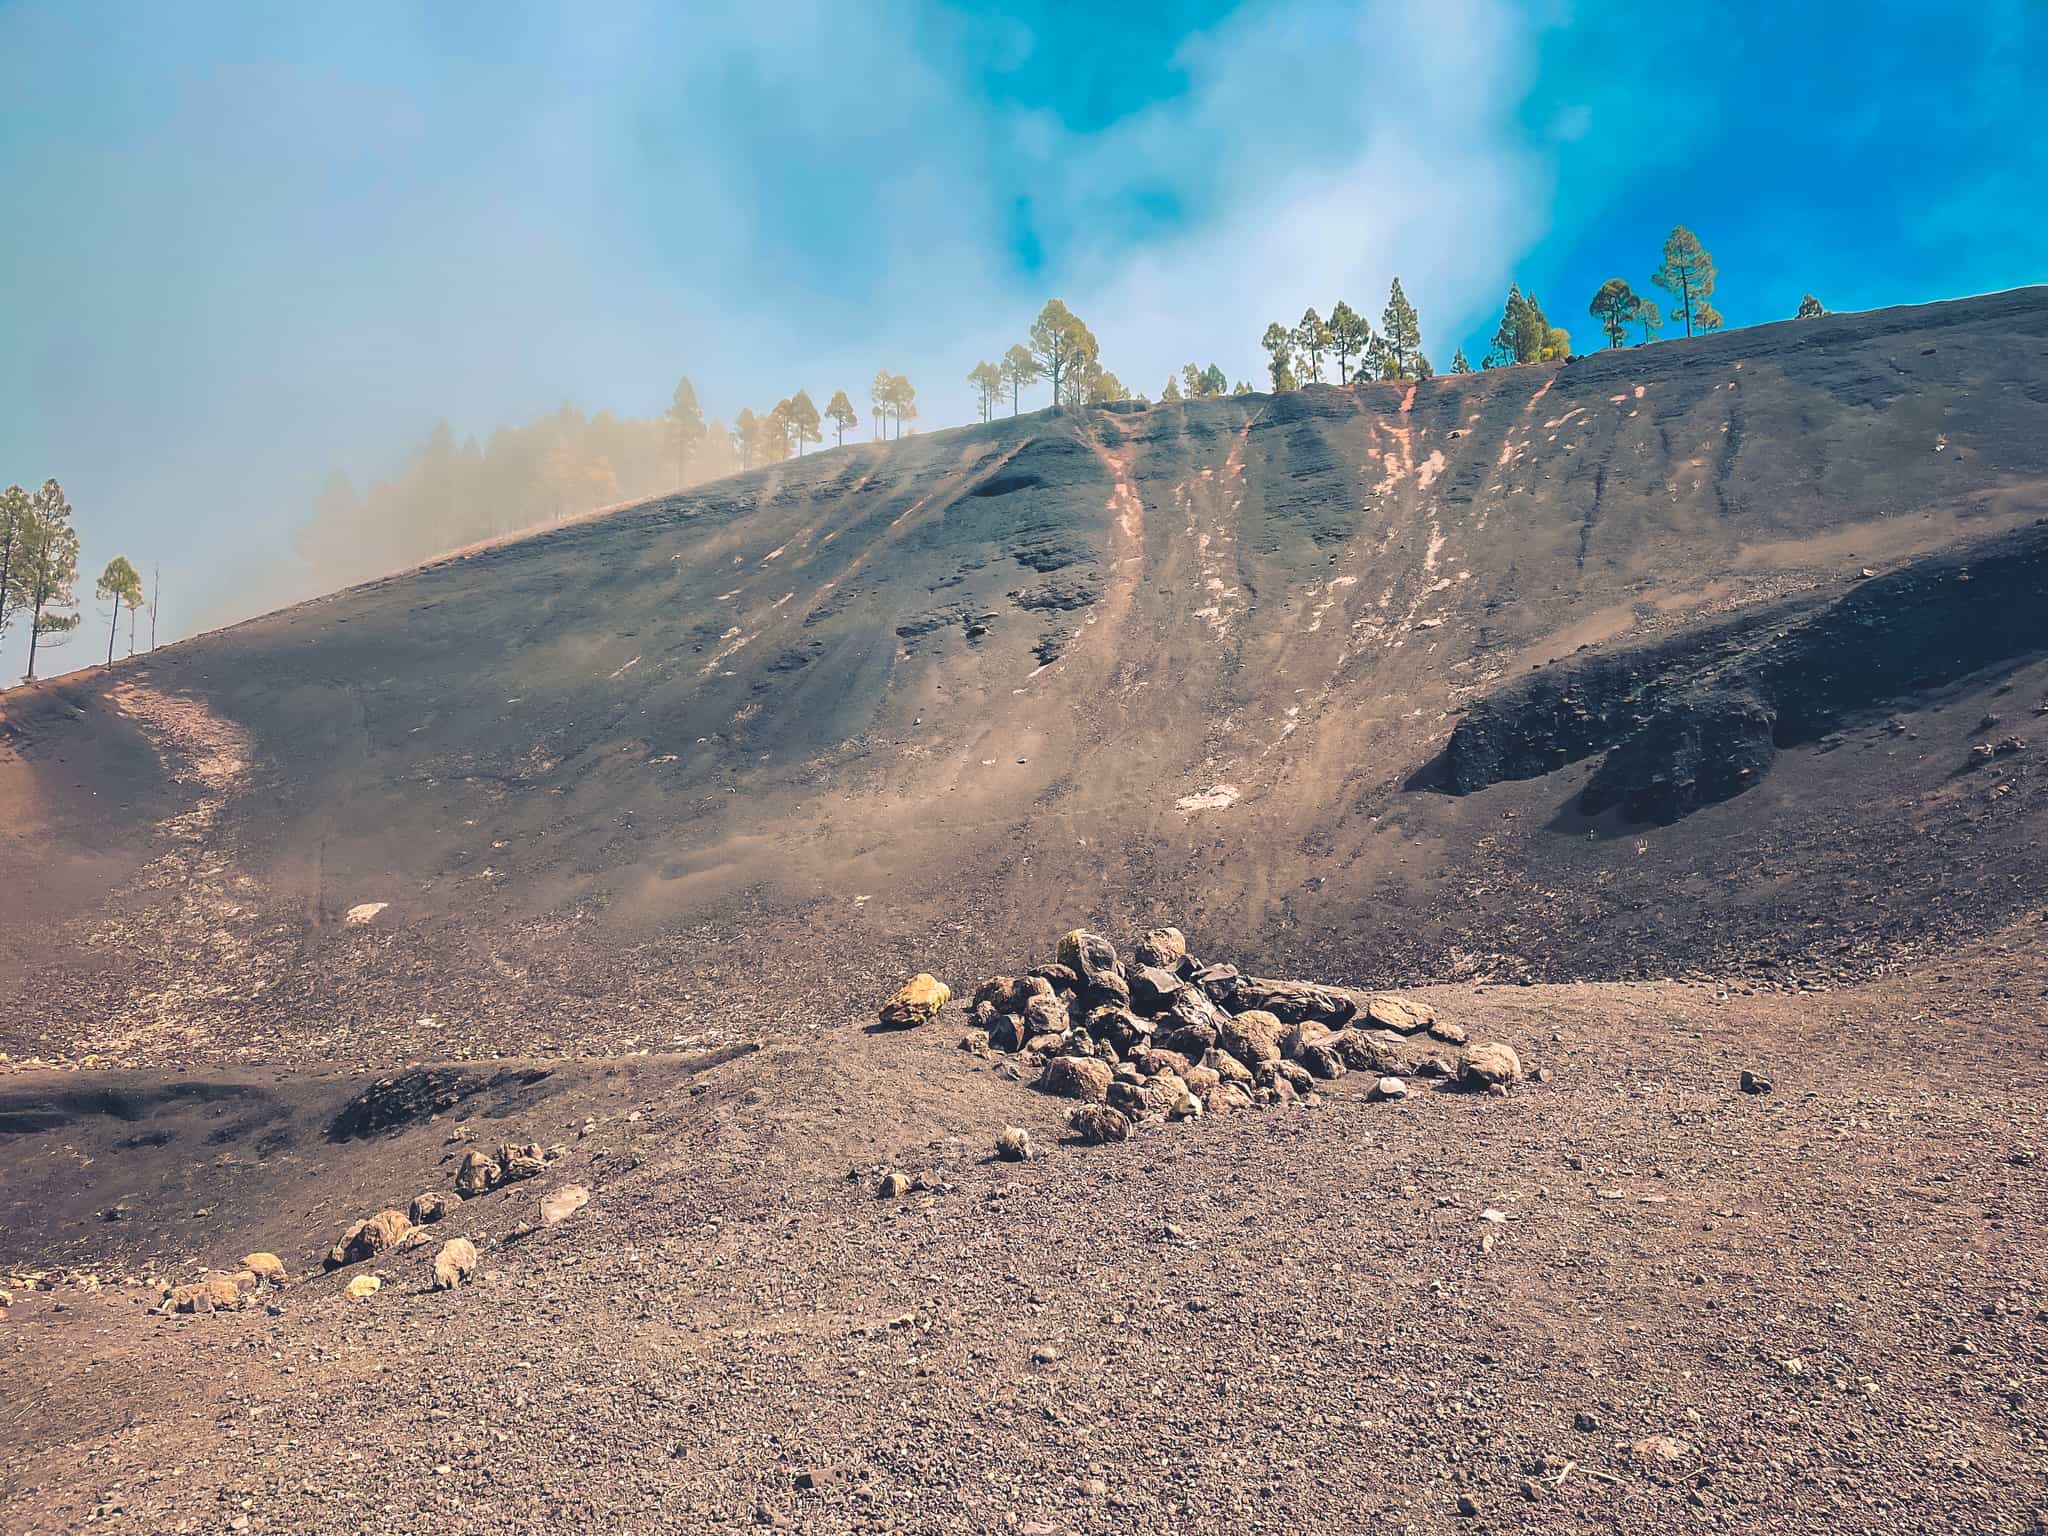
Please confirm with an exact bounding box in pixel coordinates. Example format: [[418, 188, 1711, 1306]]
[[2, 0, 2044, 674]]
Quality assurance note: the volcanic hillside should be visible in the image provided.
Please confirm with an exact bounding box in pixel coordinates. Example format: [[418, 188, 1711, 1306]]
[[5, 291, 2048, 1536], [5, 288, 2048, 1069]]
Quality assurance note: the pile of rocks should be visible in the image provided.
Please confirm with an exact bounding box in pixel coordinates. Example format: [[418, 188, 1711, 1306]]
[[903, 927, 1523, 1148]]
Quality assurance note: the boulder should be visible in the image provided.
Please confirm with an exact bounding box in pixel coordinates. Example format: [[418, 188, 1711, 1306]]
[[1056, 930, 1121, 991], [1428, 1019, 1469, 1047], [1331, 1029, 1399, 1075], [1219, 1010, 1283, 1068], [1068, 1105, 1131, 1146], [1188, 962, 1243, 1008], [1414, 1053, 1456, 1079], [357, 1209, 412, 1258], [879, 972, 951, 1028], [1028, 963, 1081, 995], [540, 1184, 590, 1225], [1157, 1022, 1219, 1062], [1363, 994, 1436, 1033], [973, 975, 1021, 1012], [1460, 1042, 1523, 1091], [167, 1274, 245, 1314], [1085, 1005, 1149, 1058], [455, 1150, 501, 1197], [876, 1171, 913, 1200], [994, 1127, 1031, 1162], [958, 1029, 991, 1056], [240, 1253, 288, 1288], [1129, 1045, 1191, 1078], [325, 1220, 368, 1271], [1371, 1076, 1409, 1101], [1083, 970, 1132, 1010], [497, 1144, 548, 1183], [1234, 978, 1357, 1027], [1202, 1047, 1253, 1087], [1300, 1043, 1347, 1081], [1133, 927, 1188, 969], [1022, 992, 1071, 1040], [1128, 965, 1183, 1014], [1039, 1055, 1115, 1103], [343, 1274, 381, 1301], [1271, 1060, 1314, 1094], [1107, 1081, 1149, 1117], [409, 1191, 457, 1225], [432, 1238, 479, 1291], [1282, 1021, 1335, 1060], [988, 1013, 1030, 1053], [1180, 1063, 1221, 1095]]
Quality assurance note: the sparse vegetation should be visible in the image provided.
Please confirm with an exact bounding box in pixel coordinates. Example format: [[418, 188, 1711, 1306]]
[[1797, 293, 1826, 318]]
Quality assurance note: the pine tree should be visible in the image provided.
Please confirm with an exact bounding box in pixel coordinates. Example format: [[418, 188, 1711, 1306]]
[[734, 407, 761, 470], [1633, 297, 1664, 344], [788, 390, 822, 455], [95, 556, 143, 666], [1260, 322, 1297, 391], [967, 362, 1003, 422], [825, 389, 858, 446], [1162, 375, 1183, 401], [1295, 307, 1331, 385], [1381, 279, 1421, 380], [668, 378, 706, 485], [1000, 344, 1042, 415], [885, 374, 917, 437], [1589, 279, 1639, 348], [1652, 227, 1720, 337], [21, 480, 80, 681], [0, 482, 29, 641], [1796, 293, 1825, 319], [1450, 348, 1472, 374], [1200, 364, 1227, 396], [1029, 300, 1095, 413], [1327, 300, 1369, 384]]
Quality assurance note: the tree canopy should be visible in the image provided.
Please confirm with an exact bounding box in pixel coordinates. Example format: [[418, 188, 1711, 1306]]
[[21, 479, 80, 681], [1589, 279, 1639, 348], [1796, 293, 1825, 319]]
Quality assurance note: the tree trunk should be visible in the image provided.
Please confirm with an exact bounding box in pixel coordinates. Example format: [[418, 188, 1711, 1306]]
[[107, 594, 120, 665], [26, 600, 41, 681]]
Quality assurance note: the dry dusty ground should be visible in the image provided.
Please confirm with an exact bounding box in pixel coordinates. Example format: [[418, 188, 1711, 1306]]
[[3, 934, 2045, 1535]]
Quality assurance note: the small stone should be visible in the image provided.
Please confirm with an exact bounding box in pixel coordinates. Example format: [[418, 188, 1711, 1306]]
[[1030, 1344, 1061, 1364], [1739, 1070, 1773, 1095], [1520, 1479, 1543, 1501], [1574, 1410, 1601, 1431], [1631, 1434, 1693, 1467], [343, 1274, 381, 1301], [539, 1183, 590, 1225], [1457, 1493, 1480, 1517], [1371, 1076, 1408, 1101], [240, 1253, 288, 1287], [409, 1191, 456, 1225], [876, 1172, 913, 1200], [994, 1126, 1032, 1162], [1428, 1019, 1469, 1046], [432, 1238, 479, 1291]]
